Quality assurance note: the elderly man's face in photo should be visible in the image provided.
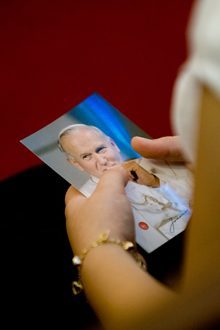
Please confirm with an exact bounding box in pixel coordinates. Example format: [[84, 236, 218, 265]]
[[60, 127, 123, 178]]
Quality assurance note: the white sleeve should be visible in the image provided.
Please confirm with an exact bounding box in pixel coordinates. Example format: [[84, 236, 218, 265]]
[[171, 0, 220, 164]]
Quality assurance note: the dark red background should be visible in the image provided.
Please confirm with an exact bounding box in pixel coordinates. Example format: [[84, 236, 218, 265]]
[[1, 0, 193, 181]]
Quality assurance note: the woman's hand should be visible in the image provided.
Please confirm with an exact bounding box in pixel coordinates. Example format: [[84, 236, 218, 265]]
[[65, 165, 135, 256]]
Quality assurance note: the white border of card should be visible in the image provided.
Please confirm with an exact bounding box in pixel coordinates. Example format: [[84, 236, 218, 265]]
[[20, 92, 193, 253]]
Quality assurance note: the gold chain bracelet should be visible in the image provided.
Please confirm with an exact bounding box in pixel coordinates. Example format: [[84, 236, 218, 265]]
[[72, 231, 147, 295]]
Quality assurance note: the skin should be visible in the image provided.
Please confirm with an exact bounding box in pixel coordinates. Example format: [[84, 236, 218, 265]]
[[131, 136, 185, 163], [65, 166, 174, 329], [65, 166, 135, 255], [65, 86, 220, 329]]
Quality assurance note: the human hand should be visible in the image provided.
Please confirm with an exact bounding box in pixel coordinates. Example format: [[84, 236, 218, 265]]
[[65, 165, 135, 256], [131, 136, 186, 163]]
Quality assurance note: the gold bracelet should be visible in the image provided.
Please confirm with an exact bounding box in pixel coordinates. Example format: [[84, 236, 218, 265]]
[[72, 231, 147, 295]]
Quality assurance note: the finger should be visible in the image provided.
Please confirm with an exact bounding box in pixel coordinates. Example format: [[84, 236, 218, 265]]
[[131, 136, 184, 162], [95, 166, 130, 196]]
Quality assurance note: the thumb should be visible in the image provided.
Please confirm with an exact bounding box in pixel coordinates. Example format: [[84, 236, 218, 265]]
[[131, 136, 184, 162]]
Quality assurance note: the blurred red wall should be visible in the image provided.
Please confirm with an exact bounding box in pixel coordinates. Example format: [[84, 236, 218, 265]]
[[0, 0, 193, 181]]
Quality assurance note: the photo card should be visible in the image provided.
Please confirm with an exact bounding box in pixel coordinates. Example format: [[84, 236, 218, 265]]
[[21, 92, 193, 253]]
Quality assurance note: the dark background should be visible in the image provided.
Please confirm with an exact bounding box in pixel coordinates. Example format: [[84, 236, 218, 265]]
[[1, 0, 193, 328]]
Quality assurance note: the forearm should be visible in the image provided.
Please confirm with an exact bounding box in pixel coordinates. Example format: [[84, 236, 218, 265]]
[[65, 170, 175, 329], [178, 86, 220, 326], [81, 243, 174, 329]]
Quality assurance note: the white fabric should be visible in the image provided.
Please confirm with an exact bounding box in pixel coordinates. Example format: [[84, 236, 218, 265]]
[[125, 181, 190, 229], [138, 158, 193, 201], [80, 176, 98, 197], [171, 0, 220, 163]]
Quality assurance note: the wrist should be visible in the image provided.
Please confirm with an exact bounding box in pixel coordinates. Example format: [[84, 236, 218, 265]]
[[72, 232, 147, 295]]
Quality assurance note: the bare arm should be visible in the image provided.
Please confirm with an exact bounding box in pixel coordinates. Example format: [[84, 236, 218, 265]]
[[178, 86, 220, 327], [134, 86, 220, 329], [65, 167, 175, 329], [64, 87, 220, 329]]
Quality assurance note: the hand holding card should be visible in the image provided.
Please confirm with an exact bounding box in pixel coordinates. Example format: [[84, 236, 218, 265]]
[[65, 165, 135, 257], [20, 93, 193, 253]]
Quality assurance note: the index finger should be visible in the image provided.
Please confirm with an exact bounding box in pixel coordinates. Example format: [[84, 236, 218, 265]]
[[95, 165, 130, 196]]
